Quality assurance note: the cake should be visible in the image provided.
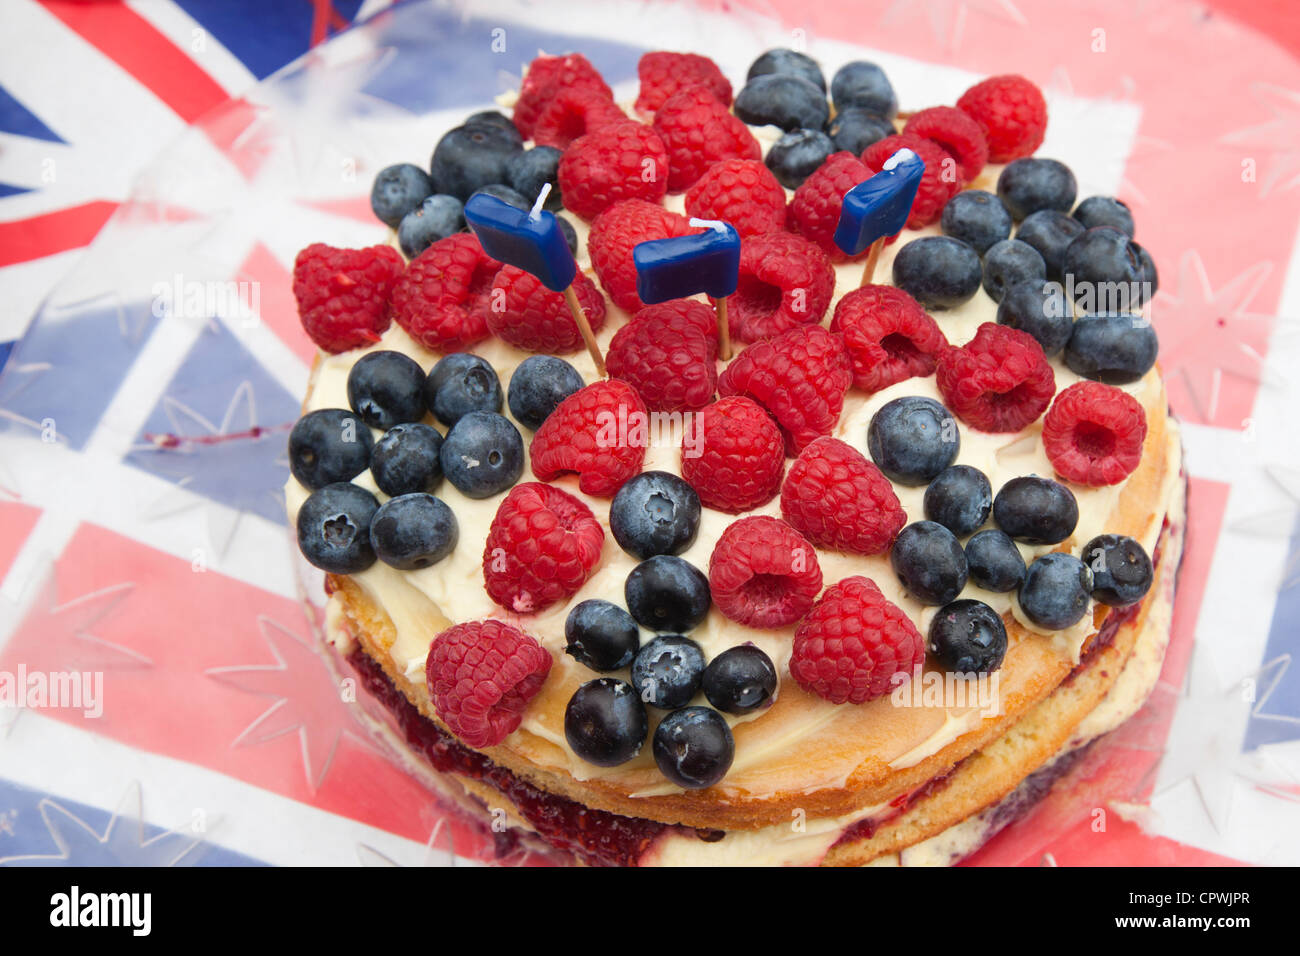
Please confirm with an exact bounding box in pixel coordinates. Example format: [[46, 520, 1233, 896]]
[[284, 49, 1185, 866]]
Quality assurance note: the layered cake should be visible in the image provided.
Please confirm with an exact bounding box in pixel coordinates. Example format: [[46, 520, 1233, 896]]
[[284, 48, 1185, 866]]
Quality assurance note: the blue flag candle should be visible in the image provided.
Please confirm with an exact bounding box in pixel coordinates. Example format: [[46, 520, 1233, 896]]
[[633, 218, 741, 359], [833, 148, 926, 285]]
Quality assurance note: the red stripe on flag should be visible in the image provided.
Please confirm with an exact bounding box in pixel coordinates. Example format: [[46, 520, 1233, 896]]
[[0, 201, 119, 266]]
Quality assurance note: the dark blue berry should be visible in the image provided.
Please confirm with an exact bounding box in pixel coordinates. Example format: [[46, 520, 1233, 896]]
[[1073, 196, 1134, 237], [830, 61, 897, 117], [928, 599, 1008, 673], [964, 529, 1026, 592], [369, 422, 443, 497], [398, 194, 465, 258], [653, 707, 734, 789], [891, 521, 969, 606], [429, 123, 522, 201], [438, 411, 523, 498], [465, 110, 522, 144], [997, 158, 1078, 221], [924, 464, 992, 537], [1015, 209, 1085, 281], [1062, 226, 1146, 307], [747, 48, 826, 91], [982, 239, 1046, 303], [556, 215, 578, 255], [996, 279, 1074, 356], [993, 476, 1078, 544], [296, 482, 379, 573], [1134, 242, 1158, 295], [565, 599, 641, 672], [632, 635, 706, 709], [1019, 553, 1093, 630], [506, 146, 563, 210], [734, 74, 829, 132], [346, 350, 427, 430], [892, 236, 982, 310], [765, 128, 835, 189], [941, 190, 1012, 256], [370, 163, 433, 229], [369, 493, 457, 570], [564, 678, 648, 767], [868, 395, 960, 486], [702, 645, 777, 715], [1064, 312, 1159, 385], [625, 555, 711, 633], [610, 471, 701, 560], [1082, 533, 1153, 606], [426, 352, 502, 426], [289, 408, 374, 490], [506, 354, 583, 430], [826, 108, 893, 156], [470, 183, 529, 210]]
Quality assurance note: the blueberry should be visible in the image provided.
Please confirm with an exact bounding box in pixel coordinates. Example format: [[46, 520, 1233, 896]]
[[997, 158, 1078, 221], [702, 645, 777, 715], [993, 476, 1078, 544], [625, 555, 711, 633], [398, 194, 465, 258], [924, 464, 992, 537], [346, 350, 427, 430], [426, 353, 503, 426], [653, 707, 734, 789], [470, 183, 530, 210], [464, 110, 522, 145], [996, 279, 1074, 356], [890, 521, 969, 606], [928, 599, 1008, 674], [565, 599, 641, 672], [369, 493, 458, 570], [830, 61, 897, 117], [610, 471, 701, 560], [296, 482, 379, 573], [941, 190, 1013, 256], [506, 354, 583, 430], [370, 423, 443, 497], [826, 108, 893, 155], [892, 236, 983, 310], [370, 163, 434, 229], [964, 529, 1026, 592], [868, 396, 960, 486], [1019, 553, 1093, 630], [982, 239, 1047, 303], [734, 74, 829, 132], [429, 123, 522, 201], [506, 146, 563, 210], [1015, 209, 1085, 281], [1064, 312, 1159, 384], [438, 411, 523, 498], [556, 215, 579, 255], [1134, 242, 1159, 295], [765, 128, 835, 189], [747, 48, 826, 91], [1062, 226, 1146, 307], [1073, 196, 1134, 238], [289, 408, 374, 490], [1082, 533, 1153, 606], [564, 678, 648, 767], [631, 635, 706, 709]]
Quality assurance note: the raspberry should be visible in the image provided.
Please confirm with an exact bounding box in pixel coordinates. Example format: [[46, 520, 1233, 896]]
[[389, 234, 501, 352], [292, 243, 404, 353], [530, 380, 648, 497], [902, 106, 989, 182], [606, 300, 717, 412], [513, 53, 611, 139], [532, 85, 627, 150], [482, 481, 605, 613], [557, 120, 669, 221], [861, 134, 961, 229], [681, 396, 784, 513], [487, 265, 607, 353], [717, 324, 853, 456], [727, 231, 835, 344], [935, 322, 1056, 433], [684, 158, 787, 237], [957, 74, 1048, 164], [789, 576, 925, 705], [829, 284, 948, 393], [708, 516, 823, 628], [780, 437, 906, 555], [1042, 381, 1147, 486], [426, 619, 553, 748], [652, 87, 760, 193], [787, 151, 872, 261], [634, 51, 732, 116], [588, 199, 692, 312]]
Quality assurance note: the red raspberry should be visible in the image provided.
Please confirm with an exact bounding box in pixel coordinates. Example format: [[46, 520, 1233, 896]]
[[684, 158, 787, 237], [727, 231, 835, 345], [780, 437, 906, 555], [634, 51, 732, 116], [1042, 381, 1147, 486], [606, 301, 717, 412], [957, 74, 1048, 164], [513, 53, 611, 139], [829, 284, 948, 394], [652, 87, 760, 193], [588, 199, 692, 313], [487, 265, 606, 354], [789, 576, 925, 705], [788, 151, 872, 262], [293, 243, 404, 353], [389, 234, 501, 352], [936, 323, 1056, 433], [426, 619, 552, 748], [482, 481, 605, 614], [530, 380, 648, 497], [708, 516, 823, 628], [681, 396, 784, 513], [718, 324, 853, 456], [902, 106, 989, 182], [558, 120, 670, 222], [861, 134, 961, 229], [532, 85, 626, 150]]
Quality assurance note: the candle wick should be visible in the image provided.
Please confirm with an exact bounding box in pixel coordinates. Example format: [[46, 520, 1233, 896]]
[[529, 183, 552, 221], [882, 148, 917, 171], [688, 217, 727, 233]]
